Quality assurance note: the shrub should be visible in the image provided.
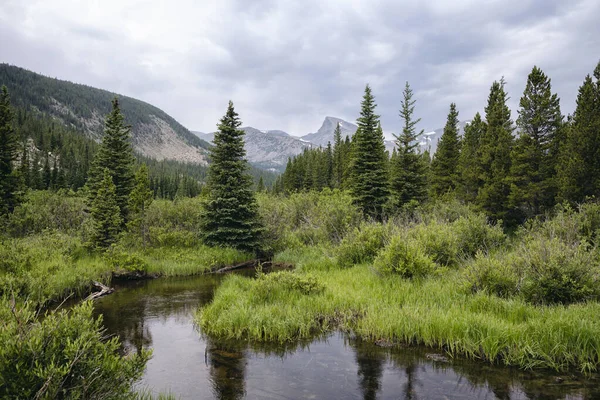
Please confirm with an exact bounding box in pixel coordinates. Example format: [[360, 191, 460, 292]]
[[373, 235, 435, 278], [337, 223, 391, 268], [0, 300, 149, 399], [258, 190, 362, 252], [253, 271, 325, 302], [106, 250, 149, 274], [8, 190, 88, 237], [464, 237, 600, 305]]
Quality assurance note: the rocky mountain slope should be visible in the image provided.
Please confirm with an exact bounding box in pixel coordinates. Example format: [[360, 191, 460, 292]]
[[0, 64, 210, 164], [301, 116, 358, 147]]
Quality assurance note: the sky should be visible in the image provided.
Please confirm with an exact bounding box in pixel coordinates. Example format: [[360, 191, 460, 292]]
[[1, 0, 599, 137]]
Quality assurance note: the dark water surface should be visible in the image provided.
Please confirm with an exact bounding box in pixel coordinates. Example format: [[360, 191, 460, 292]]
[[93, 275, 600, 400]]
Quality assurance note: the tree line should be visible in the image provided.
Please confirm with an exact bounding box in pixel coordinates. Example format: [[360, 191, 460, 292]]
[[276, 61, 600, 225]]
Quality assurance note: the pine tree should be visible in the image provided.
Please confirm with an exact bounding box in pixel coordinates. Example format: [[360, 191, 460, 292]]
[[430, 103, 461, 197], [477, 79, 515, 222], [557, 61, 600, 203], [390, 82, 428, 209], [325, 141, 333, 188], [509, 66, 563, 218], [256, 176, 265, 193], [350, 85, 389, 221], [90, 169, 123, 249], [87, 98, 135, 224], [128, 164, 153, 247], [0, 86, 20, 217], [202, 101, 263, 252], [332, 123, 344, 188], [457, 113, 486, 203]]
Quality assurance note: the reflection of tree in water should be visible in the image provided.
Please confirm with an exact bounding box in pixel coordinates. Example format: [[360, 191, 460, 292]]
[[206, 339, 247, 400], [352, 340, 385, 400], [403, 363, 418, 400]]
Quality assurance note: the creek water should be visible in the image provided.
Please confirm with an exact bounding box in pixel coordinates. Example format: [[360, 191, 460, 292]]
[[93, 274, 600, 400]]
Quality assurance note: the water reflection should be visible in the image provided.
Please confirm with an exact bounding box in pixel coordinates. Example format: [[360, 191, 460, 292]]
[[93, 275, 600, 400]]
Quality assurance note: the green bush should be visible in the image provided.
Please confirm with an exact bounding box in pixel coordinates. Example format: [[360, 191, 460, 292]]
[[464, 237, 600, 305], [406, 214, 505, 267], [253, 271, 325, 302], [374, 235, 435, 278], [8, 190, 88, 237], [0, 300, 149, 399], [258, 190, 362, 252], [144, 198, 203, 247], [337, 223, 391, 267], [106, 250, 149, 274]]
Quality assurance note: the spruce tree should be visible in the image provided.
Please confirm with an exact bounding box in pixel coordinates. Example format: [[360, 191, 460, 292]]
[[202, 101, 263, 252], [457, 113, 486, 203], [477, 79, 514, 222], [0, 86, 20, 217], [557, 61, 600, 203], [332, 123, 344, 188], [430, 103, 461, 197], [256, 176, 265, 193], [390, 82, 428, 209], [87, 98, 135, 224], [509, 66, 563, 218], [128, 164, 153, 247], [90, 169, 123, 249], [350, 85, 389, 221]]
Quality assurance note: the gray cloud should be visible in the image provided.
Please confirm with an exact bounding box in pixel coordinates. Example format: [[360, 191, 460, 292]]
[[0, 0, 599, 137]]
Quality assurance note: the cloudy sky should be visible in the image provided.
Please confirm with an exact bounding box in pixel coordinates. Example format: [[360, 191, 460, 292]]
[[1, 0, 599, 137]]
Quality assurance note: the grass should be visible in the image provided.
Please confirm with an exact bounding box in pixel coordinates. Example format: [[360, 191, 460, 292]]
[[198, 247, 600, 373], [0, 233, 253, 306]]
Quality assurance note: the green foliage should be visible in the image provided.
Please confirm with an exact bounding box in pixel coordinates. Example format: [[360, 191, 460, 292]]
[[390, 82, 428, 210], [337, 223, 391, 268], [254, 271, 325, 302], [557, 61, 600, 204], [143, 197, 203, 247], [0, 300, 149, 399], [457, 113, 486, 203], [465, 236, 600, 305], [0, 86, 21, 217], [8, 190, 87, 237], [128, 164, 154, 246], [257, 189, 362, 252], [509, 66, 563, 219], [87, 98, 135, 224], [0, 233, 111, 305], [350, 85, 389, 221], [373, 235, 435, 278], [202, 101, 263, 252], [106, 250, 149, 274], [89, 169, 123, 249], [430, 103, 461, 197], [477, 79, 514, 223]]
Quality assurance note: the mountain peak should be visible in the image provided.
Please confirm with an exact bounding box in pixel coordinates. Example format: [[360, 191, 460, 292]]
[[301, 117, 357, 147]]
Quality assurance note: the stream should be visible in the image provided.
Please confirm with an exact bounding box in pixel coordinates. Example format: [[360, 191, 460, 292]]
[[93, 274, 600, 399]]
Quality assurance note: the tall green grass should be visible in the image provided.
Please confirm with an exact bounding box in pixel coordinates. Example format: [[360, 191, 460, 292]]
[[198, 249, 600, 373]]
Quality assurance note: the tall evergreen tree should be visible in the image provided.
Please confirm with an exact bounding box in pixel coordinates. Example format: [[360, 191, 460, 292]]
[[390, 82, 428, 209], [256, 176, 265, 193], [0, 86, 20, 217], [477, 79, 515, 222], [128, 164, 154, 247], [509, 66, 563, 218], [430, 103, 461, 197], [350, 85, 389, 221], [90, 169, 123, 249], [87, 98, 135, 224], [557, 61, 600, 203], [202, 101, 263, 252], [332, 123, 344, 188], [457, 113, 486, 203]]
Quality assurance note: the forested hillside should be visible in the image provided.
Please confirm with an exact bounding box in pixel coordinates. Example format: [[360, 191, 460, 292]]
[[0, 64, 211, 164]]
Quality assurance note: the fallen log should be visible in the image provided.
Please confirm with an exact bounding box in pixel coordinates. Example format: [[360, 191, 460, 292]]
[[214, 260, 258, 274], [85, 281, 114, 301]]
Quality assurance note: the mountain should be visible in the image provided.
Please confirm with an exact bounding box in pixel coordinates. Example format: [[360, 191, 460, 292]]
[[418, 120, 471, 154], [193, 128, 311, 172], [0, 64, 210, 164], [301, 116, 357, 147]]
